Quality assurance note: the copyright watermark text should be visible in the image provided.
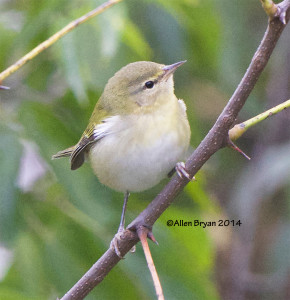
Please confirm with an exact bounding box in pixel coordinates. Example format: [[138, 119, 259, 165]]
[[166, 219, 242, 228]]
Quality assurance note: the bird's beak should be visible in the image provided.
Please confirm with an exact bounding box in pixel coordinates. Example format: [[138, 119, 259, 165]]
[[161, 60, 186, 81]]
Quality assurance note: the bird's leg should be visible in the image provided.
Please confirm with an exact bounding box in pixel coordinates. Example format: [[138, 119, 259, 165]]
[[167, 167, 176, 178], [110, 191, 135, 257], [118, 190, 130, 233]]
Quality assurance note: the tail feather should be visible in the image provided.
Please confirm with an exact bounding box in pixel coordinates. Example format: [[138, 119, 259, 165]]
[[52, 146, 75, 159]]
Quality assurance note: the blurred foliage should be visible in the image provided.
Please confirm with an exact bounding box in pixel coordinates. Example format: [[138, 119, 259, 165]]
[[0, 0, 290, 299]]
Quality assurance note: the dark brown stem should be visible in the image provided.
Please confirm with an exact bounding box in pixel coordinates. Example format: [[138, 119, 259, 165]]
[[60, 1, 290, 299]]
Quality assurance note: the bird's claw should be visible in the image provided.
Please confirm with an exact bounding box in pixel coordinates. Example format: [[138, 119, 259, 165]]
[[110, 228, 136, 258], [110, 230, 124, 258], [176, 162, 195, 181]]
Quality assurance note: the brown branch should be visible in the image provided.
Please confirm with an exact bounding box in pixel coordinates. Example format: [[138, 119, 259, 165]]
[[128, 0, 290, 230], [60, 1, 290, 299]]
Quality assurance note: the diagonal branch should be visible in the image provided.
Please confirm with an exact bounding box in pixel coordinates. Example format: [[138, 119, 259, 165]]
[[128, 0, 290, 231], [60, 1, 290, 299]]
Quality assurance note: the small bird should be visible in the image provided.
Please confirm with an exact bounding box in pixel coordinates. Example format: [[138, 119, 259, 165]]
[[52, 61, 191, 254]]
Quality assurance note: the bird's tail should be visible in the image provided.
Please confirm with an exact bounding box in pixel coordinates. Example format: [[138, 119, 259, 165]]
[[52, 146, 75, 159]]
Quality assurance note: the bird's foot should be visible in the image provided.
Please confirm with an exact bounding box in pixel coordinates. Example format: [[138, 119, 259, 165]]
[[110, 227, 136, 258], [176, 162, 195, 181]]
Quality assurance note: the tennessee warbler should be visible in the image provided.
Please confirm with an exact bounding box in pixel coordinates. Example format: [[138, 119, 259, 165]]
[[52, 61, 191, 254]]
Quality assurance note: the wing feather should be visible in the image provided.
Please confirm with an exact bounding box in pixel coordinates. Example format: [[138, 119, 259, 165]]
[[52, 97, 115, 170], [70, 116, 118, 170]]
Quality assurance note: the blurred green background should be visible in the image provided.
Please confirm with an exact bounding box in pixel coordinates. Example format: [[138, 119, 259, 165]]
[[0, 0, 290, 299]]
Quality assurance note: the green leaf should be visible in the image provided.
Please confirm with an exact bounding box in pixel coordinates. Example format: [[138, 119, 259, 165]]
[[0, 288, 37, 300], [61, 32, 88, 103], [122, 20, 152, 59], [97, 3, 126, 58], [185, 172, 219, 213]]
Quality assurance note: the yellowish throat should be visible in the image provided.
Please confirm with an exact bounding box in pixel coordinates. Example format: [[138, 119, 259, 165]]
[[52, 61, 191, 250]]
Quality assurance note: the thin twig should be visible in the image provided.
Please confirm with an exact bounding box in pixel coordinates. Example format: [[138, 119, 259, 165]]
[[0, 0, 122, 83], [137, 227, 164, 300], [229, 99, 290, 140], [0, 85, 10, 90], [59, 1, 290, 299]]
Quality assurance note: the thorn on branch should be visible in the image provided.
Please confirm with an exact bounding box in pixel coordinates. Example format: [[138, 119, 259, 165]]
[[57, 1, 290, 298], [276, 4, 287, 25], [129, 221, 159, 245], [148, 230, 159, 245], [226, 137, 251, 161]]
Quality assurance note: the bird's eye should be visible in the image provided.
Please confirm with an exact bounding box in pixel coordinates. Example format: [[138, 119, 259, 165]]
[[145, 81, 154, 89]]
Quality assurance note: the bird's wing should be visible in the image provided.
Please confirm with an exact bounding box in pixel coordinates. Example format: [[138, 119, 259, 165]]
[[52, 115, 119, 170], [70, 116, 120, 170]]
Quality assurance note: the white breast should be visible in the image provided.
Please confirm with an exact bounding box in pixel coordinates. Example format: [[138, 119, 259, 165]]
[[89, 100, 190, 193]]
